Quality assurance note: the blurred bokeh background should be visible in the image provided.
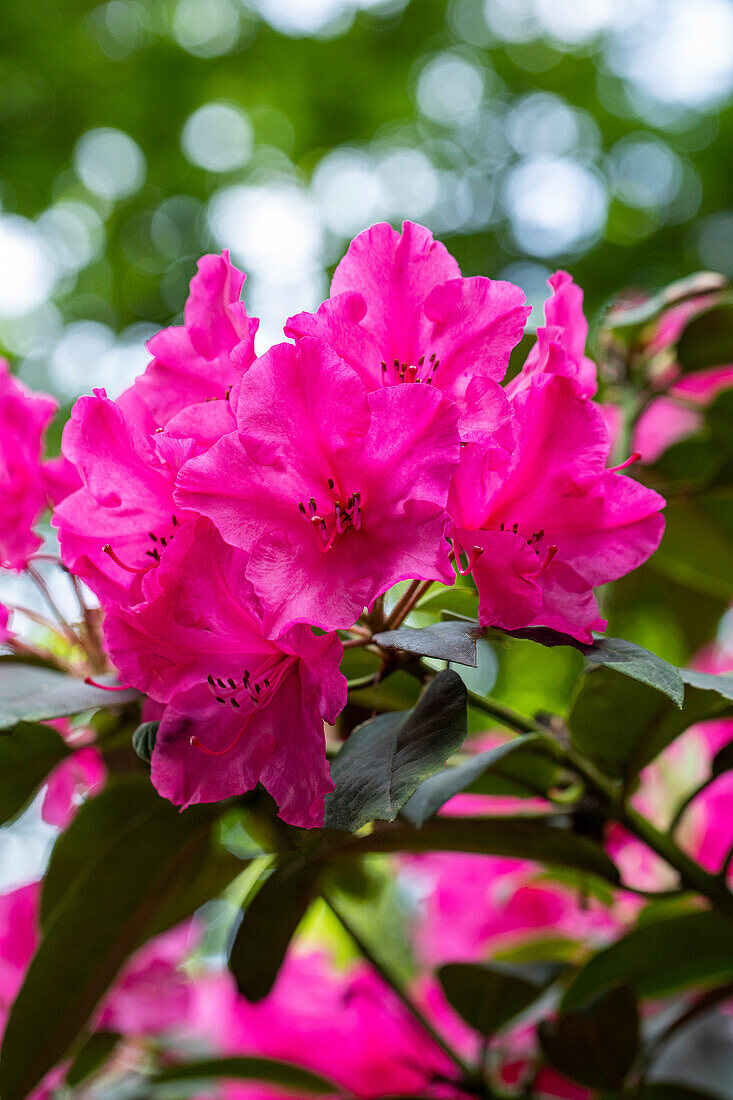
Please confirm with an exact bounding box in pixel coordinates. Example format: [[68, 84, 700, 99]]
[[3, 0, 733, 407]]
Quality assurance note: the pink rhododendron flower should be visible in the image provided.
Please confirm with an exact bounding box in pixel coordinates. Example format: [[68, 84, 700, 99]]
[[449, 371, 665, 641], [176, 338, 461, 635], [53, 389, 197, 604], [132, 251, 258, 428], [508, 270, 597, 399], [192, 952, 472, 1099], [286, 221, 528, 439], [41, 720, 106, 829], [104, 518, 346, 824], [0, 360, 60, 570]]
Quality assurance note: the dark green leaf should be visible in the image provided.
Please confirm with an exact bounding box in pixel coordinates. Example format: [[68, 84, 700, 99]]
[[372, 621, 484, 667], [539, 984, 639, 1089], [568, 666, 731, 779], [132, 720, 159, 763], [344, 815, 620, 884], [0, 779, 225, 1100], [66, 1031, 120, 1087], [438, 961, 557, 1035], [680, 668, 733, 703], [401, 735, 559, 827], [677, 300, 733, 372], [0, 665, 137, 729], [583, 637, 684, 707], [324, 670, 468, 832], [41, 780, 239, 935], [228, 860, 321, 1002], [0, 721, 69, 825], [562, 910, 733, 1013], [150, 1056, 336, 1094]]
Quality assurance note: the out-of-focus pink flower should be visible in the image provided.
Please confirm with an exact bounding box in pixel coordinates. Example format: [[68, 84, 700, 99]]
[[0, 604, 13, 646], [192, 952, 471, 1100], [97, 922, 198, 1036], [508, 271, 597, 399], [449, 371, 665, 642], [497, 1022, 590, 1099], [0, 361, 59, 570], [175, 338, 461, 636], [634, 367, 733, 463], [40, 720, 106, 829], [104, 518, 346, 825], [286, 221, 528, 440], [53, 390, 197, 604], [132, 252, 258, 428], [0, 881, 197, 1052]]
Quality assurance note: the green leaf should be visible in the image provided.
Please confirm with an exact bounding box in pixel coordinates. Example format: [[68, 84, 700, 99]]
[[539, 984, 639, 1089], [132, 720, 158, 762], [324, 670, 468, 832], [345, 815, 620, 884], [0, 779, 226, 1100], [40, 779, 239, 935], [149, 1056, 336, 1094], [562, 910, 733, 1013], [602, 273, 727, 344], [680, 668, 733, 703], [65, 1030, 120, 1087], [583, 637, 684, 707], [0, 665, 137, 729], [0, 721, 70, 825], [677, 300, 733, 372], [401, 735, 560, 827], [438, 961, 557, 1035], [228, 859, 321, 1002], [568, 664, 732, 779], [372, 621, 484, 666]]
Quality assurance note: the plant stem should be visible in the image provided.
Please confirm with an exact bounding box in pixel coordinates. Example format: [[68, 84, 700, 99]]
[[384, 579, 429, 630], [25, 562, 85, 653], [563, 745, 733, 922], [465, 690, 538, 736], [321, 891, 474, 1081]]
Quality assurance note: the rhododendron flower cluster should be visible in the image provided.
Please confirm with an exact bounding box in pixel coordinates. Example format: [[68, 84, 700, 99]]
[[47, 222, 666, 827]]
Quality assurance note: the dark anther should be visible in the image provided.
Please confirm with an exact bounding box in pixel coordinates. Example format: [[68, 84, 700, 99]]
[[228, 677, 236, 688], [231, 698, 240, 708], [215, 696, 225, 704], [148, 532, 158, 542], [207, 674, 215, 686], [298, 502, 306, 514], [172, 515, 179, 527], [216, 678, 226, 688], [328, 478, 335, 490]]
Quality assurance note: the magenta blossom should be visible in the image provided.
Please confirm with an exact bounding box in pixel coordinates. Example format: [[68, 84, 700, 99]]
[[286, 221, 528, 440], [175, 338, 461, 636], [104, 519, 346, 825], [449, 370, 665, 642], [52, 389, 198, 604], [508, 271, 597, 399], [41, 720, 106, 829], [0, 605, 12, 646], [132, 251, 258, 428], [0, 361, 60, 570], [192, 951, 471, 1099]]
